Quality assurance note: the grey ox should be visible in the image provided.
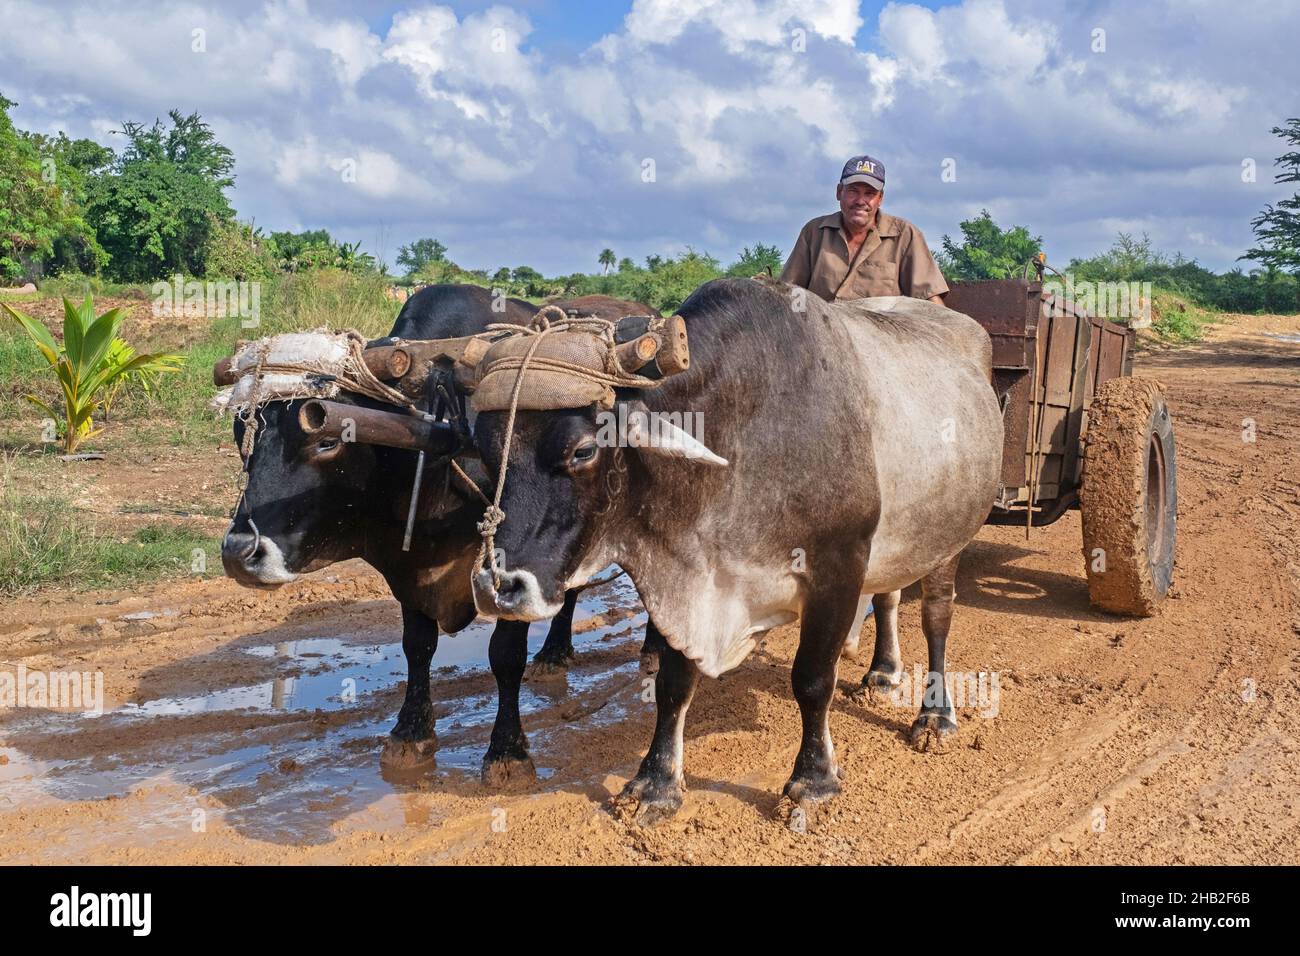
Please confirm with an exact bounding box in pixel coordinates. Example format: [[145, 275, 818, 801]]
[[469, 276, 1004, 822]]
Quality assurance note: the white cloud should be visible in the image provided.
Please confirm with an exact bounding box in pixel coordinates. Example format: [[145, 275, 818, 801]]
[[623, 0, 862, 49], [0, 0, 1293, 273]]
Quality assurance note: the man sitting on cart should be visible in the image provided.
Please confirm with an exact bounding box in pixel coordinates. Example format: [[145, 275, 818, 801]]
[[779, 153, 949, 636], [780, 153, 948, 305]]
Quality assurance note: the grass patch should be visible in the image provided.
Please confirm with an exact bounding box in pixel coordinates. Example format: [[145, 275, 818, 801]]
[[111, 336, 231, 448], [1152, 307, 1205, 342], [0, 455, 220, 595], [0, 326, 61, 448], [1149, 288, 1215, 343], [0, 498, 220, 596], [221, 269, 397, 341], [1, 271, 401, 451], [36, 273, 154, 301]]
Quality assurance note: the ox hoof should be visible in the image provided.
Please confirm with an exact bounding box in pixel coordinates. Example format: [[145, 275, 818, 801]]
[[778, 773, 840, 832], [639, 649, 661, 677], [481, 752, 537, 788], [864, 667, 903, 690], [847, 671, 898, 704], [613, 776, 683, 826], [525, 656, 572, 681], [910, 711, 958, 753], [782, 771, 841, 806], [380, 735, 437, 769]]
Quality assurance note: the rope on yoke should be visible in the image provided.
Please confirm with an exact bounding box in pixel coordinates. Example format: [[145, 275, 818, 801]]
[[471, 306, 665, 589], [475, 310, 559, 588]]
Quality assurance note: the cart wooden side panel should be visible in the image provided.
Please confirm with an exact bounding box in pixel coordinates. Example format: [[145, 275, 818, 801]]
[[945, 278, 1136, 522]]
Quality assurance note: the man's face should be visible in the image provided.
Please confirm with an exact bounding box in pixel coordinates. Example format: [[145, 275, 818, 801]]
[[836, 181, 883, 232]]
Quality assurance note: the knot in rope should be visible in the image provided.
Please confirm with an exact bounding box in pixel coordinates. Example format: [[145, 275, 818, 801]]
[[476, 504, 505, 538]]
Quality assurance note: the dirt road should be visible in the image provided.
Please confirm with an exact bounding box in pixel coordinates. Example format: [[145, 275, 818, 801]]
[[2, 313, 1297, 864]]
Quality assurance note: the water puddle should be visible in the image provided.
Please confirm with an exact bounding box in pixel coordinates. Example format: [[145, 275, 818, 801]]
[[111, 571, 642, 719], [1262, 332, 1300, 343], [0, 571, 650, 855]]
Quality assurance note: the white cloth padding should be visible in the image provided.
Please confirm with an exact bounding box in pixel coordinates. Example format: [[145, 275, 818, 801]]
[[232, 331, 352, 375], [210, 330, 353, 414]]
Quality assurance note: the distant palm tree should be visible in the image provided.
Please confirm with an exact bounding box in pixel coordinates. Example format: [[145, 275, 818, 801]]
[[598, 248, 616, 275]]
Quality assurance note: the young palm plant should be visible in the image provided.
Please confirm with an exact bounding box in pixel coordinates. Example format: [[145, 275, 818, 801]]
[[2, 295, 184, 454]]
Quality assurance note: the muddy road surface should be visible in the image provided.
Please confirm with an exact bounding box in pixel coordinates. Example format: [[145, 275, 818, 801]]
[[2, 314, 1297, 864]]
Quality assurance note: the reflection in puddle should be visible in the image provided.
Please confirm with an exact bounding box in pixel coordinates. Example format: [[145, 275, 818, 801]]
[[118, 640, 399, 717], [114, 572, 642, 720], [0, 571, 650, 853]]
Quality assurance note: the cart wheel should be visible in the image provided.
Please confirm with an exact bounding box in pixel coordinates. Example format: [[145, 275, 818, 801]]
[[1080, 378, 1177, 616]]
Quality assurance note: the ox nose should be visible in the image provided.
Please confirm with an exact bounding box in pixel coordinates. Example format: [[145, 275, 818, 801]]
[[222, 529, 262, 566], [473, 567, 558, 621], [495, 573, 528, 610], [221, 522, 298, 586]]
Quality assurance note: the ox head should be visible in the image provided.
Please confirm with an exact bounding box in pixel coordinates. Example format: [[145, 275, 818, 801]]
[[470, 398, 725, 620], [215, 331, 466, 588], [221, 396, 383, 587]]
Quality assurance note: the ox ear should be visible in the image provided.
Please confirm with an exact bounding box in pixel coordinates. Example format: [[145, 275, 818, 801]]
[[624, 401, 728, 467]]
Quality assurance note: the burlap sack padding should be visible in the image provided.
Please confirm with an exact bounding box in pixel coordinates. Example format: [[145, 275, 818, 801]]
[[471, 330, 617, 412]]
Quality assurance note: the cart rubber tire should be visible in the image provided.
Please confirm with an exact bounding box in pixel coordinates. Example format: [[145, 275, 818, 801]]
[[1080, 378, 1177, 616]]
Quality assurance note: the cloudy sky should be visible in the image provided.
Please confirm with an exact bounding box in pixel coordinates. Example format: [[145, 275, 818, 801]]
[[1, 0, 1294, 274]]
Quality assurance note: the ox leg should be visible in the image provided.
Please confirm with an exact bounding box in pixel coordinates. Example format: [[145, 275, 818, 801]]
[[840, 592, 871, 661], [527, 588, 578, 678], [910, 556, 960, 752], [638, 619, 668, 676], [614, 643, 699, 824], [783, 586, 858, 812], [482, 620, 538, 786], [861, 589, 903, 691], [381, 606, 439, 768]]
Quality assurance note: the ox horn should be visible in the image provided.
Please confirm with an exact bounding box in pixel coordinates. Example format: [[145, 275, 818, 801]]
[[298, 399, 459, 453], [625, 406, 728, 467]]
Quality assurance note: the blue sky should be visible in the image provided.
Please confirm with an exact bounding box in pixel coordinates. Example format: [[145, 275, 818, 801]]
[[2, 0, 1295, 276]]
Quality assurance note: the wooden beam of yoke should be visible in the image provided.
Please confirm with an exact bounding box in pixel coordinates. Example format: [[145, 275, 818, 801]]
[[297, 399, 459, 453], [212, 313, 692, 395]]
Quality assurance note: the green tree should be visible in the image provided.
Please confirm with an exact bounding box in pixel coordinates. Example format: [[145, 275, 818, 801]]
[[269, 229, 333, 272], [335, 240, 376, 274], [726, 243, 784, 277], [396, 237, 448, 277], [938, 210, 1042, 280], [86, 110, 236, 281], [1243, 118, 1300, 275], [509, 265, 547, 296], [598, 248, 616, 275], [0, 95, 101, 282], [1069, 232, 1168, 281], [203, 216, 276, 280], [628, 249, 722, 313], [23, 131, 114, 276]]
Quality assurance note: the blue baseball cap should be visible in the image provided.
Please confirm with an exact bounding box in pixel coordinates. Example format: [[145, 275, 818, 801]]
[[840, 154, 885, 190]]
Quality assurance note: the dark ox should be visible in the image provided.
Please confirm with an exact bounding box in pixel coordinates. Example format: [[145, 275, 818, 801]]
[[471, 277, 1003, 821], [220, 285, 660, 782]]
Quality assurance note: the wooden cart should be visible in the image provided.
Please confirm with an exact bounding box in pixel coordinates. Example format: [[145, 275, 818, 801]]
[[946, 277, 1177, 616]]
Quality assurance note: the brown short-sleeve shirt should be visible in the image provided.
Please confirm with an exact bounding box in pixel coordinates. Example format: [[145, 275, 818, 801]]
[[779, 211, 949, 302]]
